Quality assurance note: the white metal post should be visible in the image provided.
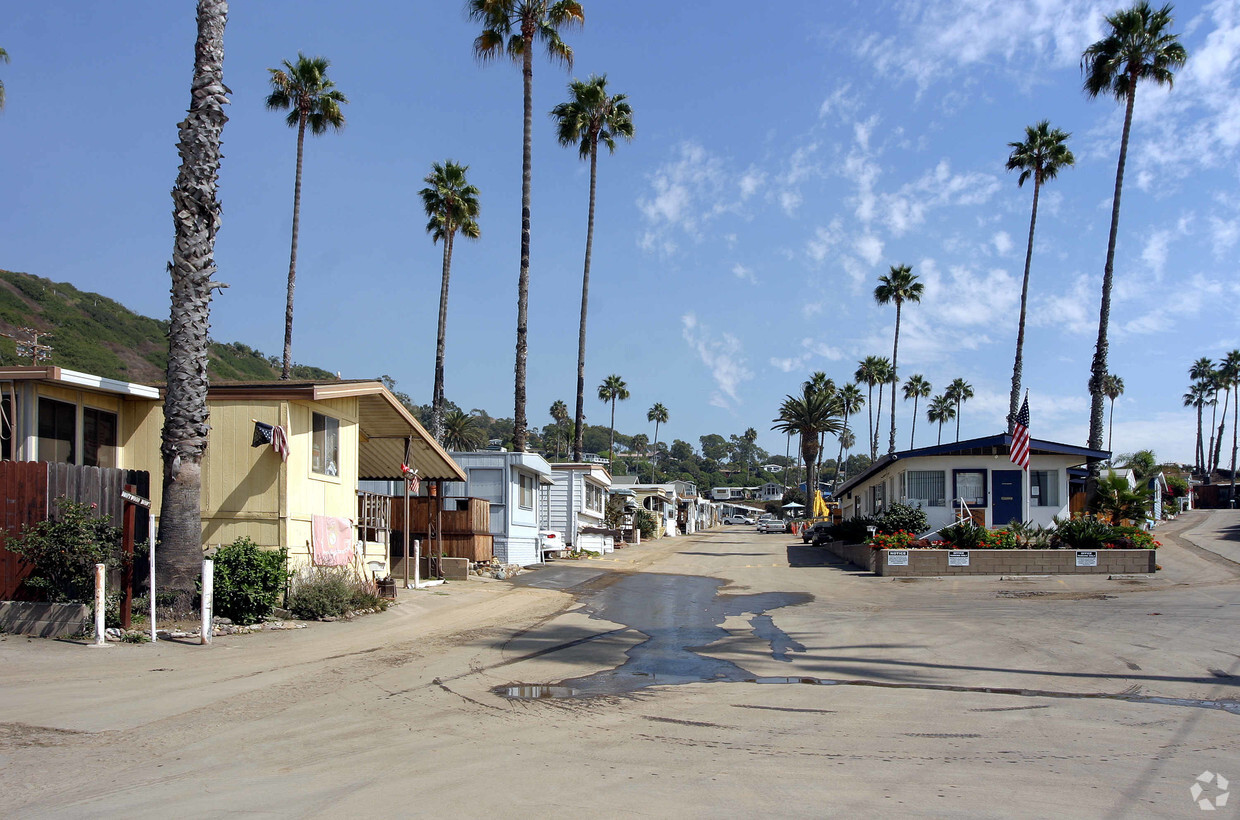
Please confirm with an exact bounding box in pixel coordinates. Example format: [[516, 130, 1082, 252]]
[[200, 558, 213, 645], [92, 563, 108, 647], [148, 515, 157, 643], [413, 539, 421, 589]]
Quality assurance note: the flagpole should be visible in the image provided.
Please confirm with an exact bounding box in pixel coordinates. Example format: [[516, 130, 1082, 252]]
[[1022, 390, 1030, 525]]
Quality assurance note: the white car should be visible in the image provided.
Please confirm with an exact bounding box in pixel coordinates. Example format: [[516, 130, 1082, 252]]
[[724, 514, 755, 525], [538, 530, 567, 557], [756, 519, 786, 533]]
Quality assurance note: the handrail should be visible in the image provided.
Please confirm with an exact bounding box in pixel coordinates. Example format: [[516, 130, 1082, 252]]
[[954, 497, 972, 526]]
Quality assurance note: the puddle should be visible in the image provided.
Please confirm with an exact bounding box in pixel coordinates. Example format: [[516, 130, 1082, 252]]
[[503, 685, 579, 699]]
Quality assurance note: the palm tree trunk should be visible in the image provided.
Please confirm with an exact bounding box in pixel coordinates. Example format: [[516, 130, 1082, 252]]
[[873, 388, 884, 460], [937, 420, 943, 446], [835, 414, 848, 481], [1231, 383, 1238, 502], [1088, 75, 1138, 462], [572, 143, 598, 462], [910, 396, 919, 450], [1009, 175, 1041, 432], [888, 303, 901, 455], [431, 228, 454, 443], [866, 385, 874, 461], [784, 431, 791, 491], [1195, 402, 1204, 475], [161, 0, 228, 600], [1208, 396, 1219, 472], [1216, 389, 1230, 473], [513, 30, 534, 452], [608, 396, 617, 473], [652, 419, 660, 482], [955, 401, 962, 442], [1107, 397, 1115, 453], [281, 112, 307, 380]]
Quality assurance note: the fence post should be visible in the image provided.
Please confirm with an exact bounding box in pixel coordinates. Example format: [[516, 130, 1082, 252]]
[[200, 558, 213, 645], [90, 563, 108, 648], [148, 515, 157, 644]]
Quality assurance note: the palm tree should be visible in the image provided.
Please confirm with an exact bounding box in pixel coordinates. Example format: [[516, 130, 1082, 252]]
[[927, 394, 956, 446], [597, 374, 629, 471], [1005, 121, 1075, 431], [1184, 382, 1209, 475], [265, 53, 348, 380], [0, 47, 10, 111], [1214, 368, 1233, 473], [469, 0, 585, 452], [1190, 356, 1216, 473], [646, 402, 668, 482], [902, 374, 932, 450], [1102, 373, 1125, 453], [549, 399, 569, 458], [772, 384, 842, 512], [854, 357, 883, 460], [420, 161, 481, 444], [833, 383, 865, 481], [836, 429, 856, 481], [1082, 1, 1187, 455], [872, 358, 896, 458], [742, 426, 759, 483], [803, 372, 837, 476], [1225, 349, 1240, 501], [160, 0, 229, 601], [552, 74, 634, 462], [874, 265, 923, 455], [945, 378, 974, 442], [443, 409, 485, 451]]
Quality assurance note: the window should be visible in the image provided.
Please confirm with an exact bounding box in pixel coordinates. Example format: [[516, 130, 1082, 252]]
[[906, 470, 946, 507], [1, 394, 11, 461], [1031, 470, 1060, 507], [870, 482, 886, 513], [519, 473, 535, 509], [311, 413, 340, 476], [38, 398, 76, 464], [953, 470, 986, 507], [586, 483, 604, 513], [82, 407, 117, 468]]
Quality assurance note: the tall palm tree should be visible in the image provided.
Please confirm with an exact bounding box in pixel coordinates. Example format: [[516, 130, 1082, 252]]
[[265, 53, 348, 380], [772, 384, 842, 512], [944, 379, 973, 442], [443, 408, 485, 451], [833, 383, 865, 480], [0, 47, 9, 111], [420, 161, 481, 444], [597, 374, 629, 471], [1183, 382, 1209, 475], [551, 74, 634, 462], [1005, 120, 1075, 431], [1102, 373, 1125, 453], [902, 374, 932, 450], [1082, 1, 1186, 455], [469, 0, 585, 452], [1213, 368, 1232, 473], [875, 265, 923, 455], [854, 357, 883, 460], [803, 372, 837, 476], [647, 402, 668, 482], [837, 429, 856, 481], [549, 399, 569, 458], [1225, 349, 1240, 500], [927, 394, 956, 446], [160, 0, 229, 600], [872, 358, 896, 458], [1190, 356, 1216, 473], [742, 426, 759, 483]]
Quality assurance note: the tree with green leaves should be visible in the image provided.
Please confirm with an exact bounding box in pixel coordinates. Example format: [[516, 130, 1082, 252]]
[[160, 0, 229, 601], [1189, 356, 1216, 473], [469, 0, 584, 452], [0, 47, 10, 111], [1006, 120, 1075, 431], [443, 408, 485, 451], [927, 394, 956, 446], [902, 374, 932, 450], [772, 384, 842, 511], [549, 399, 570, 458], [597, 373, 629, 471], [265, 53, 348, 380], [742, 426, 759, 483], [551, 74, 633, 461], [1093, 469, 1153, 525], [875, 265, 923, 455], [833, 383, 865, 481], [420, 161, 481, 443], [855, 356, 889, 460], [1102, 373, 1124, 453], [647, 402, 668, 480], [1224, 349, 1240, 501], [1184, 381, 1209, 476], [945, 378, 974, 442], [804, 372, 836, 476], [1082, 1, 1186, 457]]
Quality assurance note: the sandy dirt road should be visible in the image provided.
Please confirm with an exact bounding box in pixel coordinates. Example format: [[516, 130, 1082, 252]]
[[2, 511, 1239, 818]]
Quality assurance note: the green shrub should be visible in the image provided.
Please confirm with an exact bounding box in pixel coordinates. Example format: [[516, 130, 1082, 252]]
[[867, 530, 915, 550], [7, 497, 122, 603], [211, 538, 289, 625], [826, 515, 879, 544], [1051, 516, 1114, 550], [876, 503, 928, 535], [633, 509, 659, 539], [937, 520, 985, 550], [1106, 525, 1159, 549], [286, 568, 385, 620]]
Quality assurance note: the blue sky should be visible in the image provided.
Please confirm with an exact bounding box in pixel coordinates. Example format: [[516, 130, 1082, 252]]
[[2, 1, 1237, 465]]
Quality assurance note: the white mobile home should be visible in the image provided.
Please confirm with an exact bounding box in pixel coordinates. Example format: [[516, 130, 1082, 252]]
[[833, 434, 1110, 530], [444, 451, 553, 565], [545, 462, 615, 553]]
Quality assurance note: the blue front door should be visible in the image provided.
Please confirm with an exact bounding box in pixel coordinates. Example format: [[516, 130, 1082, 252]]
[[991, 470, 1022, 526]]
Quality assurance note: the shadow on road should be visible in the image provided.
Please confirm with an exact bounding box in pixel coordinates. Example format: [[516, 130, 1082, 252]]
[[786, 544, 870, 573]]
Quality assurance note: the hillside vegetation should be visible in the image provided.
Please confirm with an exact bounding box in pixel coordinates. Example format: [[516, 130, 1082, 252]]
[[0, 269, 334, 383]]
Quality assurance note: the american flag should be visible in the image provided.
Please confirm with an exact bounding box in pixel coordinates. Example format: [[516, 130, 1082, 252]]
[[1010, 396, 1031, 470]]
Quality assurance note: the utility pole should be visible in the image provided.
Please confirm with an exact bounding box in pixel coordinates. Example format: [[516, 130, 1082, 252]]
[[2, 327, 53, 365]]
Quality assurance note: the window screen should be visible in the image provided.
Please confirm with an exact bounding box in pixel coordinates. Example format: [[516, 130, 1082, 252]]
[[954, 470, 986, 506], [906, 470, 946, 507], [83, 407, 117, 468], [38, 398, 76, 464], [1031, 470, 1060, 507], [311, 413, 340, 476]]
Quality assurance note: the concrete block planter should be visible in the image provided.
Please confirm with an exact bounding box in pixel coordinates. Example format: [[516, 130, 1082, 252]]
[[820, 541, 1156, 577], [0, 602, 91, 637]]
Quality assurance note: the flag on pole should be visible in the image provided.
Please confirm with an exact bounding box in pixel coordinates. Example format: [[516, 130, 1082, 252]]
[[1010, 396, 1031, 470]]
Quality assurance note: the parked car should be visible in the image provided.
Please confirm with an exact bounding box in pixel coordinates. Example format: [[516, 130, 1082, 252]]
[[801, 521, 833, 544], [538, 530, 567, 557], [756, 518, 786, 533], [724, 514, 755, 525]]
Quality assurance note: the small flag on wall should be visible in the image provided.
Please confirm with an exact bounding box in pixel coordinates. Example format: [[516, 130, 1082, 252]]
[[1010, 395, 1031, 470]]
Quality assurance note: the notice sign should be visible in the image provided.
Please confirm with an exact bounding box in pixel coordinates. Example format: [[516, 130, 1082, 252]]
[[1076, 550, 1098, 567], [887, 550, 910, 566], [948, 550, 970, 567]]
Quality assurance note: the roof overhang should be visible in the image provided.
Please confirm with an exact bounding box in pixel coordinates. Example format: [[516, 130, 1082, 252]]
[[0, 366, 160, 399]]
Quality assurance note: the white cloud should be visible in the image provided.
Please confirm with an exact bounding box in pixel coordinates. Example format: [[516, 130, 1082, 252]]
[[1141, 229, 1172, 275], [819, 83, 859, 119], [1031, 274, 1097, 335], [993, 231, 1013, 255], [854, 234, 884, 266], [875, 160, 1001, 236], [682, 313, 753, 406], [806, 220, 844, 264], [637, 142, 755, 255], [733, 263, 758, 284]]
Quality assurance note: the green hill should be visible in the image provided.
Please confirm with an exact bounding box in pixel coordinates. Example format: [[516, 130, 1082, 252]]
[[0, 269, 335, 383]]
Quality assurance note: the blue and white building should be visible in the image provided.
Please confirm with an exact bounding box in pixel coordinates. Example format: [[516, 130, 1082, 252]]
[[443, 450, 554, 565]]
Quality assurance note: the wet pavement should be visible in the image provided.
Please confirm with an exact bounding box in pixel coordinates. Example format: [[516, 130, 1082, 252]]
[[505, 565, 811, 697]]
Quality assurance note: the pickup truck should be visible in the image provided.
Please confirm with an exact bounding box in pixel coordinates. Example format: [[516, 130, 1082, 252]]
[[723, 514, 755, 525], [756, 518, 786, 533]]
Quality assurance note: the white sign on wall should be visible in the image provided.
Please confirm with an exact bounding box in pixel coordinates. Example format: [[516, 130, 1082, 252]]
[[1076, 551, 1098, 567], [948, 550, 970, 567], [887, 550, 909, 566]]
